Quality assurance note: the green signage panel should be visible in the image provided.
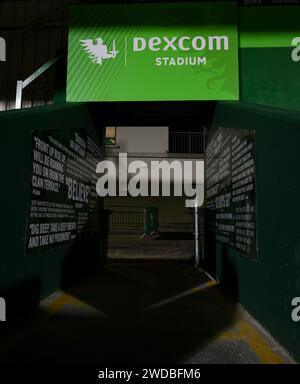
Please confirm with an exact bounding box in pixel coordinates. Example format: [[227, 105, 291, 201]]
[[67, 2, 239, 102]]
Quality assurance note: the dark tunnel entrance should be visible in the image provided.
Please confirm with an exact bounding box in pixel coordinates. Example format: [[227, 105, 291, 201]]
[[87, 100, 216, 268], [0, 101, 293, 364], [48, 100, 242, 364], [0, 0, 298, 367]]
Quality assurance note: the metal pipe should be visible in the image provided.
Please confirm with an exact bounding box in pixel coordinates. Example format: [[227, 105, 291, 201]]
[[194, 206, 200, 267], [15, 57, 58, 109]]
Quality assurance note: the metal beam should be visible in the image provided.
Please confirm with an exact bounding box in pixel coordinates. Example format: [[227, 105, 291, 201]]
[[15, 81, 23, 110], [15, 57, 58, 110], [23, 57, 58, 88]]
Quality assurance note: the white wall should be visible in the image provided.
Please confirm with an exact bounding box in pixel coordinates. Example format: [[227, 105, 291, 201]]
[[116, 126, 168, 154]]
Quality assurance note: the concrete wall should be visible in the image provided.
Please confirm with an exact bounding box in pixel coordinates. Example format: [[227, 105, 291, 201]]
[[116, 126, 168, 154]]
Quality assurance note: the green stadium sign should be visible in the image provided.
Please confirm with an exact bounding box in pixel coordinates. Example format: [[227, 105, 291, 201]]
[[67, 2, 239, 102]]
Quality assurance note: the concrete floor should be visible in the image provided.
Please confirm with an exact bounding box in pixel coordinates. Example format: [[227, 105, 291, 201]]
[[0, 260, 293, 364], [108, 232, 195, 260]]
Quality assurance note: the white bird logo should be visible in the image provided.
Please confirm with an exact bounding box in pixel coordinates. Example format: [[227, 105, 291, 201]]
[[80, 38, 118, 65]]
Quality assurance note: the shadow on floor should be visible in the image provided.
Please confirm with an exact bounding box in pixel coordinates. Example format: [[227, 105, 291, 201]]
[[156, 232, 194, 240], [0, 260, 238, 364], [108, 233, 194, 260]]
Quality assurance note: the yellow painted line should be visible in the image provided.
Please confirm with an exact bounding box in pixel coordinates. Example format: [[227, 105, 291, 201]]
[[41, 292, 99, 315], [217, 318, 285, 364], [41, 288, 287, 364], [0, 293, 107, 354], [237, 319, 285, 364], [41, 293, 70, 315], [145, 280, 217, 311]]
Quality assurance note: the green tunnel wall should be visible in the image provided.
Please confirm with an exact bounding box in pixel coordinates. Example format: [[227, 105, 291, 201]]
[[238, 5, 300, 113], [239, 47, 300, 112], [205, 101, 300, 362], [204, 5, 300, 360], [0, 103, 105, 319]]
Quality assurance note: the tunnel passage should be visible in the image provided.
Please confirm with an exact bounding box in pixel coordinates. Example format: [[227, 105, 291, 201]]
[[0, 99, 297, 364]]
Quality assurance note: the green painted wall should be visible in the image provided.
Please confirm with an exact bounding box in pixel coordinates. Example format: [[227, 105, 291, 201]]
[[239, 47, 300, 112], [0, 103, 105, 320], [205, 101, 300, 362], [238, 6, 300, 49], [238, 6, 300, 112]]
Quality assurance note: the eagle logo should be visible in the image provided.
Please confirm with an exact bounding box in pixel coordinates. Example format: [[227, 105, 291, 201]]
[[80, 38, 118, 65]]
